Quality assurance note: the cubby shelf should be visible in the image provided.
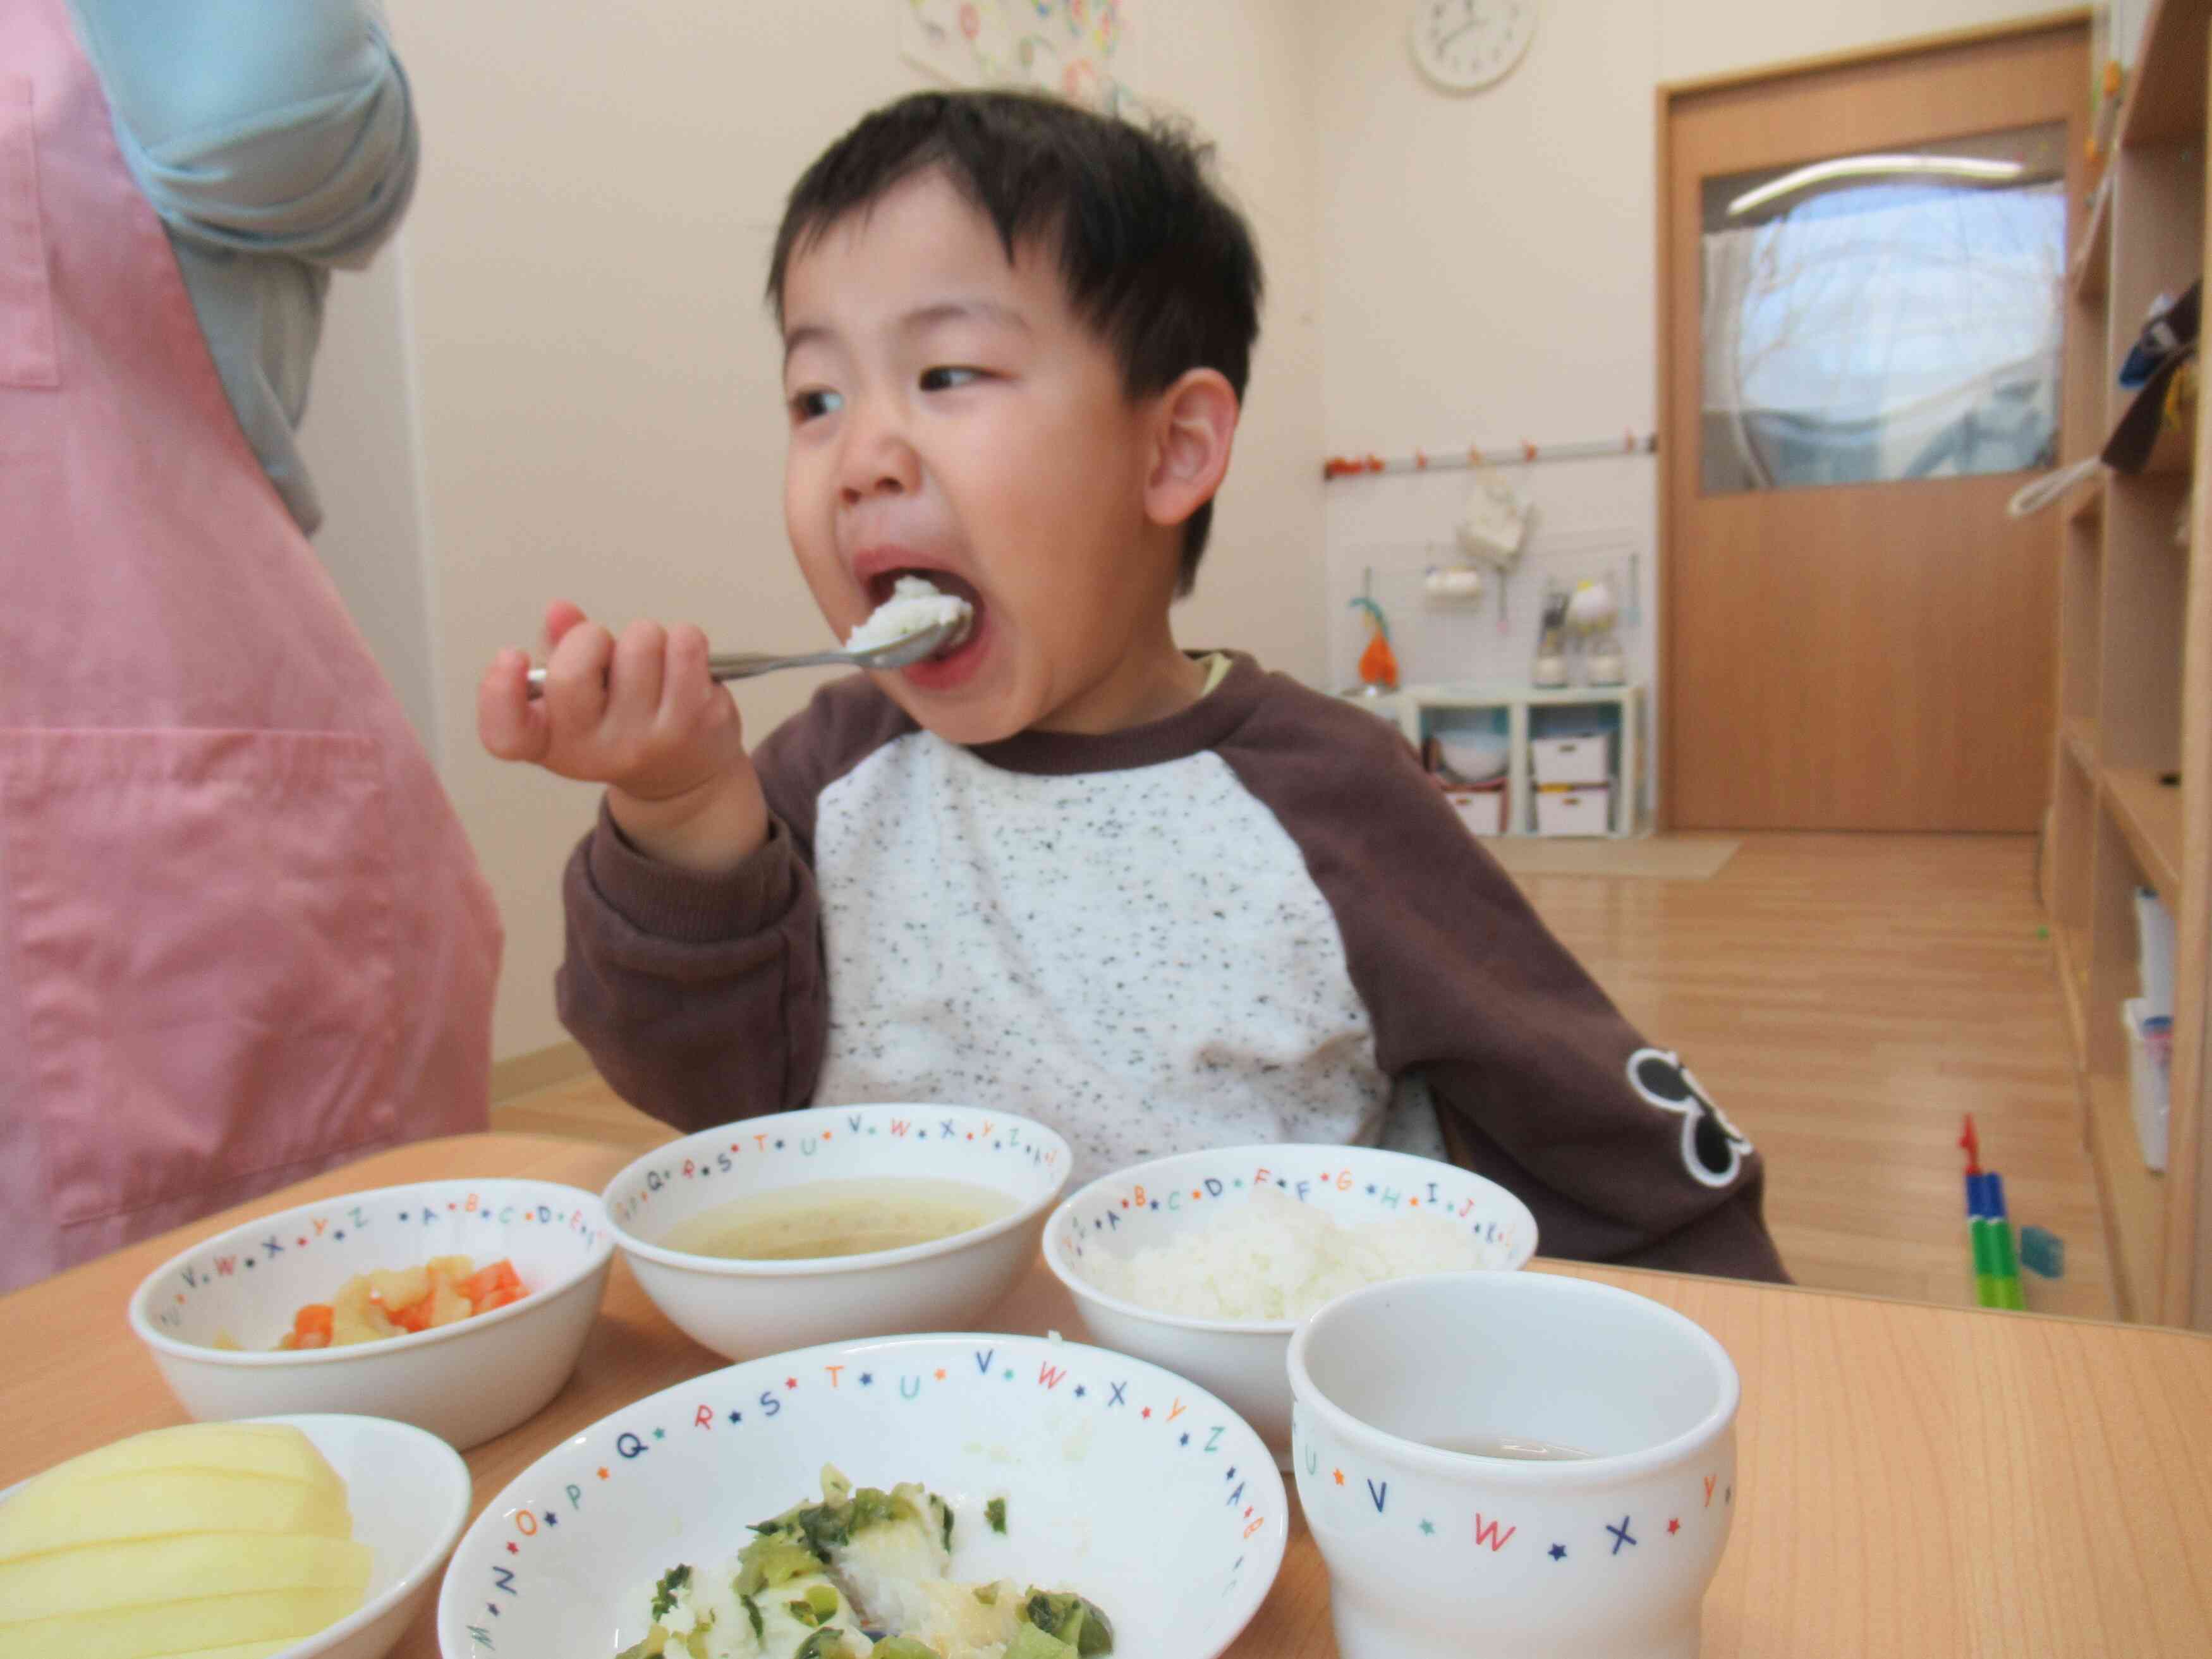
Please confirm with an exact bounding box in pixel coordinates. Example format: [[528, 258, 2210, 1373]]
[[2043, 0, 2210, 1328], [2105, 766, 2185, 908], [2064, 716, 2100, 775]]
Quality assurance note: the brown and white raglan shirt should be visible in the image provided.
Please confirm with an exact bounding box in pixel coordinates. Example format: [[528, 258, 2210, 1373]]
[[557, 653, 1787, 1282]]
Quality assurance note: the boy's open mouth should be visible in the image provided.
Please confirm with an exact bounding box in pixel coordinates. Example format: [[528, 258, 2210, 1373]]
[[866, 567, 985, 660], [865, 566, 979, 608], [857, 565, 990, 691]]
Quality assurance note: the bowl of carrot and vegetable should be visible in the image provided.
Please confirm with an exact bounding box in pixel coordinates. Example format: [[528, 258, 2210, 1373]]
[[275, 1254, 530, 1350], [128, 1179, 615, 1449]]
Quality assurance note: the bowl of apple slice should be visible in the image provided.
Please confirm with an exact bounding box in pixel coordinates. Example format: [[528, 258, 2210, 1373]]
[[0, 1413, 470, 1659]]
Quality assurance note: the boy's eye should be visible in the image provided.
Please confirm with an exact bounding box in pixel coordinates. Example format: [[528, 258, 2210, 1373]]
[[919, 366, 984, 392], [789, 388, 843, 421]]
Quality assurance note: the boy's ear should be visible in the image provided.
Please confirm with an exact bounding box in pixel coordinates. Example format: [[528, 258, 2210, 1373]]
[[1143, 368, 1240, 535]]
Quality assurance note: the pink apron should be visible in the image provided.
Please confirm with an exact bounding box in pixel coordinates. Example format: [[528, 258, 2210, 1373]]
[[0, 0, 502, 1291]]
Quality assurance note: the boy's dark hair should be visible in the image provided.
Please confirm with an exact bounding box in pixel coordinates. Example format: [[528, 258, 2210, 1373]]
[[767, 90, 1264, 592]]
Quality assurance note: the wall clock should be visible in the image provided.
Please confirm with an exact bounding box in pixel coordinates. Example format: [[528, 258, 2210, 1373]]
[[1409, 0, 1540, 93]]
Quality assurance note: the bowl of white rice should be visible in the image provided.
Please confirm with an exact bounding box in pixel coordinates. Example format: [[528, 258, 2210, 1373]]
[[1043, 1146, 1536, 1466]]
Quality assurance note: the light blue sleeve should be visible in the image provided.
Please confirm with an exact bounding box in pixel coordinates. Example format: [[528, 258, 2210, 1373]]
[[64, 0, 418, 269]]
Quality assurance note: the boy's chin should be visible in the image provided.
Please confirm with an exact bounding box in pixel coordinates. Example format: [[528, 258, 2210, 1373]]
[[877, 677, 1030, 748], [896, 702, 1028, 748]]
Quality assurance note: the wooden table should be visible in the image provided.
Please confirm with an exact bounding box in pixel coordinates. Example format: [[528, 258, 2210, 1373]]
[[6, 1134, 2212, 1655]]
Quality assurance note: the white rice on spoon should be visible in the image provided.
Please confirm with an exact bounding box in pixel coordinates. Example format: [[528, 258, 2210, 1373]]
[[847, 575, 973, 653]]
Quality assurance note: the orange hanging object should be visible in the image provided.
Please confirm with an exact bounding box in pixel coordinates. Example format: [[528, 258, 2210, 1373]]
[[1349, 595, 1398, 690], [1358, 626, 1399, 690]]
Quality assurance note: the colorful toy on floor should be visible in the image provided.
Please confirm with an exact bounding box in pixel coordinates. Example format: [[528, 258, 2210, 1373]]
[[1960, 1115, 2027, 1311], [2018, 1225, 2066, 1280]]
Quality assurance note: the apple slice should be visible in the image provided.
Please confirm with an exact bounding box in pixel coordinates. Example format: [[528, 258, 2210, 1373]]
[[0, 1585, 363, 1659], [0, 1531, 370, 1622]]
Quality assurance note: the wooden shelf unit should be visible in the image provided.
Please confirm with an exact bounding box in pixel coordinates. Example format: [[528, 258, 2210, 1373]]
[[2124, 0, 2212, 146], [2071, 168, 2114, 297], [2106, 765, 2186, 904], [2088, 1069, 2168, 1318], [2064, 715, 2101, 774], [2057, 920, 2094, 1069], [2044, 0, 2212, 1328]]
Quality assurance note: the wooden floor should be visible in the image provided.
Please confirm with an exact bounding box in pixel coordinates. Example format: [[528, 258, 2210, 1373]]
[[494, 832, 2115, 1320]]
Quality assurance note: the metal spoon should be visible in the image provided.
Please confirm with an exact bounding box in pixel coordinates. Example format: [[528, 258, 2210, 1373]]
[[524, 614, 970, 698]]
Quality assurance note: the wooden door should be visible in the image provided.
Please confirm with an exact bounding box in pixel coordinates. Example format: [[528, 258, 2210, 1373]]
[[1662, 23, 2088, 830]]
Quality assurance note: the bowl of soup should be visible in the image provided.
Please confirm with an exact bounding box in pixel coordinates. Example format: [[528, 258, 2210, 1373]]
[[602, 1105, 1073, 1361]]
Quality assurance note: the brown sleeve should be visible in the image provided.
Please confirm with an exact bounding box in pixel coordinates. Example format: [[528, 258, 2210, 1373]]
[[1216, 680, 1789, 1284], [554, 676, 916, 1133]]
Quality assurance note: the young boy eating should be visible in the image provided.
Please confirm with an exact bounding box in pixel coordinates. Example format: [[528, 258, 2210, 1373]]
[[478, 90, 1785, 1282]]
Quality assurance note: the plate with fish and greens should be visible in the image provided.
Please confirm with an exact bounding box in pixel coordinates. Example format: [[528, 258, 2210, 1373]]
[[434, 1332, 1283, 1659]]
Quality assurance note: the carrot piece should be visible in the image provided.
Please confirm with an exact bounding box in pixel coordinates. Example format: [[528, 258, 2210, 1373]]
[[459, 1258, 521, 1306], [388, 1295, 435, 1333], [294, 1304, 334, 1341], [474, 1285, 524, 1312]]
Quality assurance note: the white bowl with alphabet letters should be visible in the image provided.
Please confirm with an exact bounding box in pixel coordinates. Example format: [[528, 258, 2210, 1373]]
[[1043, 1145, 1537, 1467], [600, 1104, 1073, 1362], [434, 1332, 1285, 1659], [127, 1181, 615, 1450]]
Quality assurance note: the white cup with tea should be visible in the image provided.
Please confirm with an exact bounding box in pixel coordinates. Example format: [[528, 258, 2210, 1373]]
[[1286, 1271, 1739, 1659]]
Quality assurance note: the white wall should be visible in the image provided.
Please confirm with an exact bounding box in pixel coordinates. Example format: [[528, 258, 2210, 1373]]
[[364, 0, 1322, 1060], [1656, 0, 2062, 83], [1315, 0, 1664, 700], [1313, 0, 2065, 700]]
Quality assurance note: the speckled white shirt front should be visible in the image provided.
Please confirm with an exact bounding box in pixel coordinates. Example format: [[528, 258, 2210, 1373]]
[[566, 658, 1785, 1279], [808, 729, 1390, 1176]]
